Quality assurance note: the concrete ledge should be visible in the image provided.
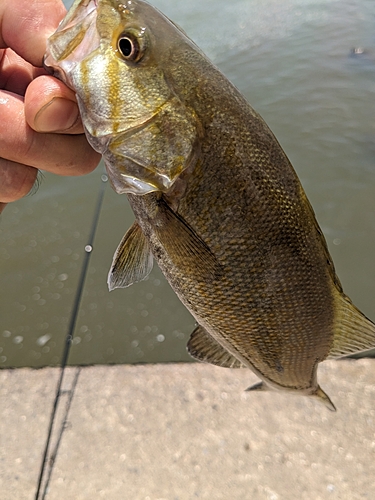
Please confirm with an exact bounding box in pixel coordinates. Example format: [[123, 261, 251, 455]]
[[1, 360, 375, 499]]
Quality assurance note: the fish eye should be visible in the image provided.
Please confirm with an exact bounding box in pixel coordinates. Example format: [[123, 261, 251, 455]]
[[117, 32, 144, 62]]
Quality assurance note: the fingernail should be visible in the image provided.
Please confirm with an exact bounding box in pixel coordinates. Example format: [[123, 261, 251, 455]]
[[34, 97, 80, 132]]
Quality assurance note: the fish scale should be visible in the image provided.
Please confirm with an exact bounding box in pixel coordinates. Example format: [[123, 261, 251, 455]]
[[44, 0, 375, 411]]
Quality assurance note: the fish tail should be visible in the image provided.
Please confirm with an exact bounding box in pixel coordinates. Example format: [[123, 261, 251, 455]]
[[329, 294, 375, 358], [310, 386, 336, 412], [247, 382, 337, 411]]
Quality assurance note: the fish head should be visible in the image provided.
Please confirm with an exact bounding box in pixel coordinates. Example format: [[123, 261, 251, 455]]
[[44, 0, 200, 195]]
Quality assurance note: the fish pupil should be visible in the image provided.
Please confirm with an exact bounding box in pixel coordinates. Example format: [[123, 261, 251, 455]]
[[117, 30, 145, 62], [119, 37, 133, 57]]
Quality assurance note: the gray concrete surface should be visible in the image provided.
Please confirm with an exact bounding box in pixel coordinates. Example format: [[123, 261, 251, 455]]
[[1, 360, 375, 500]]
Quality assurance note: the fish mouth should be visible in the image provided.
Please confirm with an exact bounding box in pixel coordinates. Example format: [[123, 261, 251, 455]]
[[43, 56, 68, 85], [42, 56, 54, 75]]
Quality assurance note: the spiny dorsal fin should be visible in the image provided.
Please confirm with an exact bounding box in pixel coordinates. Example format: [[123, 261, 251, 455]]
[[328, 295, 375, 358], [154, 199, 222, 281], [187, 324, 246, 368], [108, 222, 153, 291]]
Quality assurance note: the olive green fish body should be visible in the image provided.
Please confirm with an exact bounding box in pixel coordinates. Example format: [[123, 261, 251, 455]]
[[127, 85, 336, 395], [45, 0, 375, 410]]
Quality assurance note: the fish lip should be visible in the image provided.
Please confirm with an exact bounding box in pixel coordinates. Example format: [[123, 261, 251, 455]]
[[42, 55, 60, 78], [42, 55, 54, 75], [43, 54, 70, 86]]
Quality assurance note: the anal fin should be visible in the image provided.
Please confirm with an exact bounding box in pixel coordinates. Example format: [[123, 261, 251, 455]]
[[187, 325, 245, 368], [108, 222, 153, 291]]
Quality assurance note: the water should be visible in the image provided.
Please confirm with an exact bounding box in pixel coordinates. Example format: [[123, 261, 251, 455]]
[[0, 0, 374, 367]]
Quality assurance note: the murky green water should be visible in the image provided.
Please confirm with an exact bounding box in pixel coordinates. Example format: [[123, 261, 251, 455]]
[[1, 0, 374, 367]]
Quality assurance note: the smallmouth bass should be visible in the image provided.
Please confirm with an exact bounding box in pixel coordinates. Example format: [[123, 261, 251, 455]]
[[44, 0, 375, 410]]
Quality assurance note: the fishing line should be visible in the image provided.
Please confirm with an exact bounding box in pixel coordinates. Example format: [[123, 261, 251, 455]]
[[34, 173, 108, 500]]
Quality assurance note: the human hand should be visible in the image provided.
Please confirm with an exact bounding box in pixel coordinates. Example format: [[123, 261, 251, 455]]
[[0, 0, 101, 214]]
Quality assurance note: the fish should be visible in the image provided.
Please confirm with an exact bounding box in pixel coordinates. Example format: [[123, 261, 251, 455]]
[[44, 0, 375, 411]]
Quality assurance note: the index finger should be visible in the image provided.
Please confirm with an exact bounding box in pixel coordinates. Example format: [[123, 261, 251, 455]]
[[0, 0, 67, 67]]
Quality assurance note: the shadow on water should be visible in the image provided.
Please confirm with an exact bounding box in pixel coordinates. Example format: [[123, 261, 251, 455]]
[[1, 0, 375, 367]]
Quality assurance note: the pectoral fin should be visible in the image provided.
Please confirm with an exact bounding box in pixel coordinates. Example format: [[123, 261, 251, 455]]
[[187, 324, 245, 368], [108, 222, 153, 291], [154, 198, 222, 280]]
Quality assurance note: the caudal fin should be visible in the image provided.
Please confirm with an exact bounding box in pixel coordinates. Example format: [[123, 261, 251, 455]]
[[246, 381, 337, 411], [328, 295, 375, 359], [310, 386, 336, 412]]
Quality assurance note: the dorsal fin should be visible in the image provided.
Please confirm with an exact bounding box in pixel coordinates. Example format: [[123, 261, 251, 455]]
[[328, 295, 375, 358], [187, 325, 246, 368], [108, 222, 153, 291]]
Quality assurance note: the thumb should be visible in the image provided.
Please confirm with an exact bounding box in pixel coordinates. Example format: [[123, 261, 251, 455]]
[[25, 75, 84, 134]]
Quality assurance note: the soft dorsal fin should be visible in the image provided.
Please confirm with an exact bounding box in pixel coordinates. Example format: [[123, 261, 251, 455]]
[[187, 324, 246, 368], [328, 295, 375, 358], [154, 198, 222, 281], [108, 222, 153, 291]]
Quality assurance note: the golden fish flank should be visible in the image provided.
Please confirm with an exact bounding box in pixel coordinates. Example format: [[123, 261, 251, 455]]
[[45, 0, 375, 411]]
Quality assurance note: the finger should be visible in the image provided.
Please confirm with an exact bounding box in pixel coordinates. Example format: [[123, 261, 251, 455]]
[[25, 76, 84, 134], [0, 0, 67, 67], [0, 202, 8, 214], [0, 48, 45, 95], [0, 158, 38, 203], [0, 90, 101, 176]]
